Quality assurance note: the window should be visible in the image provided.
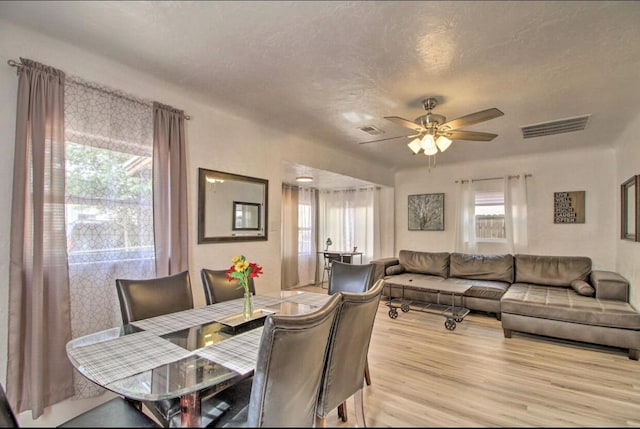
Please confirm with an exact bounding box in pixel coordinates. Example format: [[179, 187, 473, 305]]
[[298, 200, 313, 254], [64, 80, 156, 399], [475, 190, 505, 240]]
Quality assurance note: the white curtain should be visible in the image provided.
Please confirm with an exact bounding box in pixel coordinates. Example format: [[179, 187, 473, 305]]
[[505, 174, 529, 253], [318, 187, 379, 266], [455, 175, 529, 254], [454, 179, 477, 253], [281, 185, 318, 288]]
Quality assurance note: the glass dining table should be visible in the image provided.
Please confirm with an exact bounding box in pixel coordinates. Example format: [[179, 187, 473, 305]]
[[66, 290, 331, 427]]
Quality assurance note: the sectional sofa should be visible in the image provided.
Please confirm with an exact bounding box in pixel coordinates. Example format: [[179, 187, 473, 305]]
[[372, 250, 640, 360]]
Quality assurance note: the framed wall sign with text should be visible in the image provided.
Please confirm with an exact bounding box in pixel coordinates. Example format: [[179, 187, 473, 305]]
[[554, 191, 585, 224]]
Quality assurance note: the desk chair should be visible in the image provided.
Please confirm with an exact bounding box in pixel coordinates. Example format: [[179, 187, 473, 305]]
[[316, 278, 384, 427], [0, 383, 159, 428], [208, 294, 342, 427], [115, 271, 194, 427], [201, 268, 256, 305], [326, 261, 376, 421], [320, 252, 352, 289]]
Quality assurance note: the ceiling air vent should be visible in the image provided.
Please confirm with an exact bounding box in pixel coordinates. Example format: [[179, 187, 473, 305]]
[[358, 125, 384, 136], [521, 114, 590, 139]]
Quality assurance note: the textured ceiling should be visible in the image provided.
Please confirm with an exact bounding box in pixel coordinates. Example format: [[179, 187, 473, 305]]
[[2, 1, 640, 180]]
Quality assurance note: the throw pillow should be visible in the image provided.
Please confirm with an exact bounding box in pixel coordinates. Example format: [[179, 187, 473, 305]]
[[571, 279, 595, 297], [386, 265, 405, 276]]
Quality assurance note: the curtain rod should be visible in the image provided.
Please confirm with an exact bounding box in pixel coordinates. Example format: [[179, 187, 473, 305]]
[[7, 59, 191, 120], [455, 173, 532, 184]]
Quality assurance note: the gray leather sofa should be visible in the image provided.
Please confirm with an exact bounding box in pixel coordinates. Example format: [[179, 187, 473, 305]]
[[372, 250, 513, 319], [372, 250, 640, 360]]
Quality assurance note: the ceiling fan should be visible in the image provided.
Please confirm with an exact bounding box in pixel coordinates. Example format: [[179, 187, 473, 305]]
[[360, 97, 504, 156]]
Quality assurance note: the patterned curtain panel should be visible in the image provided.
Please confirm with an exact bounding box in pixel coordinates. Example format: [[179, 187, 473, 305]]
[[64, 78, 155, 398]]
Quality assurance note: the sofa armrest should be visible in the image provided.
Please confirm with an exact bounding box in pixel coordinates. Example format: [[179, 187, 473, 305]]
[[590, 270, 629, 301], [371, 257, 399, 282]]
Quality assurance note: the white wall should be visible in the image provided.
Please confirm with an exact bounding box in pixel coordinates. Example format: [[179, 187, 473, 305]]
[[615, 112, 640, 309], [394, 147, 617, 270], [0, 20, 394, 425]]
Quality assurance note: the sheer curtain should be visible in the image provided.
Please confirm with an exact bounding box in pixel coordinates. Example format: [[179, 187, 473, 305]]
[[281, 185, 318, 288], [318, 187, 378, 264], [504, 174, 529, 253], [153, 102, 189, 276], [454, 179, 477, 253], [64, 77, 155, 398], [8, 58, 74, 418], [454, 175, 528, 254]]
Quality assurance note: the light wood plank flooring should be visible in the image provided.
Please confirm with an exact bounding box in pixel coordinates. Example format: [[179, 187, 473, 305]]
[[299, 284, 640, 427]]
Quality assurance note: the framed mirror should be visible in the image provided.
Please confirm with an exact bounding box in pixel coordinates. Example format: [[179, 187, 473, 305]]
[[621, 175, 639, 241], [198, 168, 268, 243], [233, 201, 261, 230]]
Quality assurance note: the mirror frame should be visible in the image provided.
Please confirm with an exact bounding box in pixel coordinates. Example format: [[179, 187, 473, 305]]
[[621, 174, 640, 241], [198, 168, 268, 243], [232, 201, 261, 231]]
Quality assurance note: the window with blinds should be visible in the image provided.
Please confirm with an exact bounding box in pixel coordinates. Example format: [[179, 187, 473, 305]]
[[475, 190, 506, 240]]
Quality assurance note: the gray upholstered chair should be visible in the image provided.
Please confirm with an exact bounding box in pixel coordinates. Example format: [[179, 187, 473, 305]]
[[328, 261, 375, 295], [328, 260, 376, 399], [208, 293, 342, 427], [200, 268, 256, 305], [316, 278, 384, 427], [0, 382, 159, 428], [115, 270, 194, 427]]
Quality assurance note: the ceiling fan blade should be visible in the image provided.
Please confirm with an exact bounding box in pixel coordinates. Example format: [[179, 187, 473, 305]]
[[384, 116, 424, 132], [358, 134, 420, 145], [440, 108, 504, 130], [444, 130, 498, 141]]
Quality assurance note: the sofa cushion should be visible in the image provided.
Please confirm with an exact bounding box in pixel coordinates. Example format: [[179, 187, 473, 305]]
[[448, 278, 511, 301], [571, 279, 595, 297], [514, 254, 591, 287], [450, 253, 514, 283], [501, 283, 640, 329], [398, 250, 449, 278]]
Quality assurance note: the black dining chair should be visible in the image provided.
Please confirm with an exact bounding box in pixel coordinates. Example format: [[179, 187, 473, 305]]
[[316, 278, 384, 427], [320, 252, 351, 289], [200, 268, 256, 305], [0, 383, 159, 428], [115, 270, 194, 427], [207, 293, 342, 427]]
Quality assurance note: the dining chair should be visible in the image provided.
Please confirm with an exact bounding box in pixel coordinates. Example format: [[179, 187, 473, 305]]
[[207, 293, 342, 427], [325, 261, 376, 422], [0, 383, 159, 428], [115, 270, 194, 324], [115, 270, 194, 427], [200, 268, 256, 305], [320, 252, 350, 289], [316, 278, 384, 427]]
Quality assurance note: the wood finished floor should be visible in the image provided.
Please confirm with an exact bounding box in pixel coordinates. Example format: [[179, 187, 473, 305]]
[[299, 284, 640, 427]]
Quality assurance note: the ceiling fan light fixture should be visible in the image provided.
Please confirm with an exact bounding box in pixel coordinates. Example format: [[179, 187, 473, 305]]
[[436, 135, 452, 152], [423, 145, 438, 156], [407, 138, 422, 154], [296, 176, 313, 183], [421, 133, 436, 151]]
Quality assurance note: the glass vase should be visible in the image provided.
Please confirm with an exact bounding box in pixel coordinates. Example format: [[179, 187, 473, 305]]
[[242, 291, 254, 320]]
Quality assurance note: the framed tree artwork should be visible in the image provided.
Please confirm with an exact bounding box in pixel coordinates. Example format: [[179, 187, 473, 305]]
[[408, 193, 444, 231]]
